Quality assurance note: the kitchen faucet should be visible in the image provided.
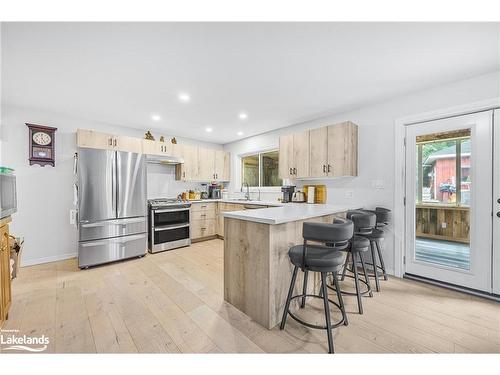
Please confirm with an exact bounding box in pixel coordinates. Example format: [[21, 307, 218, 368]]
[[241, 182, 250, 200]]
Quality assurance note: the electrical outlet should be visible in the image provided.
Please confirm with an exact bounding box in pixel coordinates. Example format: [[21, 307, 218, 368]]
[[441, 222, 447, 229], [70, 209, 78, 225], [345, 190, 354, 199]]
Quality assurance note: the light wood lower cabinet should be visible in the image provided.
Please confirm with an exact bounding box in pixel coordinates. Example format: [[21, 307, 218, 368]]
[[216, 202, 268, 238], [191, 203, 217, 240], [191, 219, 217, 240], [0, 217, 12, 328]]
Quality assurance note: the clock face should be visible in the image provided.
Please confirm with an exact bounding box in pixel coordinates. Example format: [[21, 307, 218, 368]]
[[33, 131, 52, 146]]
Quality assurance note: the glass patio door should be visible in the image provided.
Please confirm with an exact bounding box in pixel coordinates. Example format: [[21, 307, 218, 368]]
[[405, 111, 493, 292], [493, 109, 500, 295]]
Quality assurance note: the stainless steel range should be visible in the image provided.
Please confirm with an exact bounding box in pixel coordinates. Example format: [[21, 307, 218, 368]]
[[148, 198, 191, 253]]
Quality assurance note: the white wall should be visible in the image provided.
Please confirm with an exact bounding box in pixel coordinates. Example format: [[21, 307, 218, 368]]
[[0, 104, 222, 266], [223, 71, 500, 275]]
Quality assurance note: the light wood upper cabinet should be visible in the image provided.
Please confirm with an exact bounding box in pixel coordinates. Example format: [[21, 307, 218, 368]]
[[77, 129, 232, 182], [113, 135, 142, 153], [198, 148, 216, 181], [279, 133, 294, 179], [309, 126, 328, 177], [142, 139, 173, 156], [176, 144, 199, 181], [77, 130, 141, 153], [214, 150, 230, 181], [77, 129, 114, 150], [278, 121, 358, 179], [293, 131, 310, 178], [327, 121, 358, 177]]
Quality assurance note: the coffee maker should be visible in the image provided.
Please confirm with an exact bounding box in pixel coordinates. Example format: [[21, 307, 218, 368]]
[[281, 185, 296, 203], [209, 184, 222, 199]]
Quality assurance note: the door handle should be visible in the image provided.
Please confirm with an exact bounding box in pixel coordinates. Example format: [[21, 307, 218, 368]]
[[114, 138, 117, 147], [108, 138, 113, 146], [289, 167, 292, 175], [293, 167, 297, 175], [327, 164, 331, 173], [323, 164, 326, 173]]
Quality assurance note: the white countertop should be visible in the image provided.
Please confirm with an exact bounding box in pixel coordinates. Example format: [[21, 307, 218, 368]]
[[221, 203, 359, 225], [189, 199, 282, 206]]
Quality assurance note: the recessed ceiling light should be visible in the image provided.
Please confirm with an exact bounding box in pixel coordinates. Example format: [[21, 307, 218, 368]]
[[178, 93, 191, 103], [237, 131, 244, 136], [205, 127, 213, 133], [238, 112, 248, 120], [151, 114, 161, 122]]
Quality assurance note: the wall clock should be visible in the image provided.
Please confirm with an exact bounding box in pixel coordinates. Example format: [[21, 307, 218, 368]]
[[26, 123, 58, 167]]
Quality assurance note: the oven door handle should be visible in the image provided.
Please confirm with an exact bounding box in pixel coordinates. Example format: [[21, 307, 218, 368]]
[[154, 208, 190, 213], [154, 223, 190, 232]]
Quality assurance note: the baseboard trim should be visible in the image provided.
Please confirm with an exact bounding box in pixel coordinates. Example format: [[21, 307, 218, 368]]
[[404, 273, 500, 302], [21, 253, 77, 267]]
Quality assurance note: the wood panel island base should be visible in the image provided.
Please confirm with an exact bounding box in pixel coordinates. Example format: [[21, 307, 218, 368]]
[[223, 204, 356, 329]]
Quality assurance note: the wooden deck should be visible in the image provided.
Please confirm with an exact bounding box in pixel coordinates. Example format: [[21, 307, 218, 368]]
[[1, 239, 499, 353]]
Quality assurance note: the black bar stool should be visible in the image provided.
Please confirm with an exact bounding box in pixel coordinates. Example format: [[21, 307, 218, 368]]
[[332, 210, 375, 314], [280, 219, 354, 354], [360, 207, 390, 291]]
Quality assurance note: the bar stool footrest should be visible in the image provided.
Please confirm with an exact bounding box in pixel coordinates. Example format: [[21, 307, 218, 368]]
[[329, 274, 372, 296], [287, 294, 346, 329]]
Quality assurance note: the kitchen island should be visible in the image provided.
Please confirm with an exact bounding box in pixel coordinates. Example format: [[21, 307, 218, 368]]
[[222, 203, 358, 329]]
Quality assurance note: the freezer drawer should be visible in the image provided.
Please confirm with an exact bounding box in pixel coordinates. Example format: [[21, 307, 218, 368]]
[[78, 233, 147, 268], [79, 217, 146, 242]]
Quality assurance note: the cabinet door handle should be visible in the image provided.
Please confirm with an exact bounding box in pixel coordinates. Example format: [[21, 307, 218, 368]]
[[323, 164, 326, 173], [289, 167, 293, 175], [183, 171, 186, 178], [108, 138, 113, 146], [114, 138, 117, 147], [293, 167, 297, 175], [327, 164, 331, 173]]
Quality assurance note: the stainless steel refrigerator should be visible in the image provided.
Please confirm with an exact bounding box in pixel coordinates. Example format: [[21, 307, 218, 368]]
[[77, 148, 147, 268]]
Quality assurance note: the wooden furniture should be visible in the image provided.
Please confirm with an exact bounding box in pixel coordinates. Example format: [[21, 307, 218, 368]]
[[26, 123, 58, 167], [76, 129, 231, 182], [141, 139, 177, 156], [279, 121, 358, 179], [77, 129, 142, 153], [0, 217, 12, 328], [176, 144, 200, 181], [216, 202, 269, 238], [415, 204, 470, 243], [224, 212, 348, 329], [191, 202, 217, 240]]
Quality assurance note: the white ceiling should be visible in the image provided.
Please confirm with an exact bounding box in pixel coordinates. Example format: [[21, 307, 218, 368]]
[[2, 22, 499, 144]]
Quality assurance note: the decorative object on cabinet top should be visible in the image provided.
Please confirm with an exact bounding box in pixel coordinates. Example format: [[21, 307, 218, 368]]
[[145, 131, 155, 140]]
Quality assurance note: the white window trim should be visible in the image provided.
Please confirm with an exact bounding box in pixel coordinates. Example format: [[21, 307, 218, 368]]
[[239, 147, 282, 190]]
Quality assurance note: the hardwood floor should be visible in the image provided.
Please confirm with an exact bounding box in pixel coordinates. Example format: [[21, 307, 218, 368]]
[[1, 239, 500, 353]]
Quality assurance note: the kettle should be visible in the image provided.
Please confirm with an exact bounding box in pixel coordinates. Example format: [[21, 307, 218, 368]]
[[292, 190, 306, 202]]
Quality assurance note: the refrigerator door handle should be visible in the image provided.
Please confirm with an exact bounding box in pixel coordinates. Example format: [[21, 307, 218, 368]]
[[80, 233, 146, 247], [112, 151, 117, 215]]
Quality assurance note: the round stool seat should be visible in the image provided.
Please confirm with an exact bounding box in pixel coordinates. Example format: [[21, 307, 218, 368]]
[[351, 235, 370, 251], [361, 228, 384, 239], [289, 245, 345, 272]]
